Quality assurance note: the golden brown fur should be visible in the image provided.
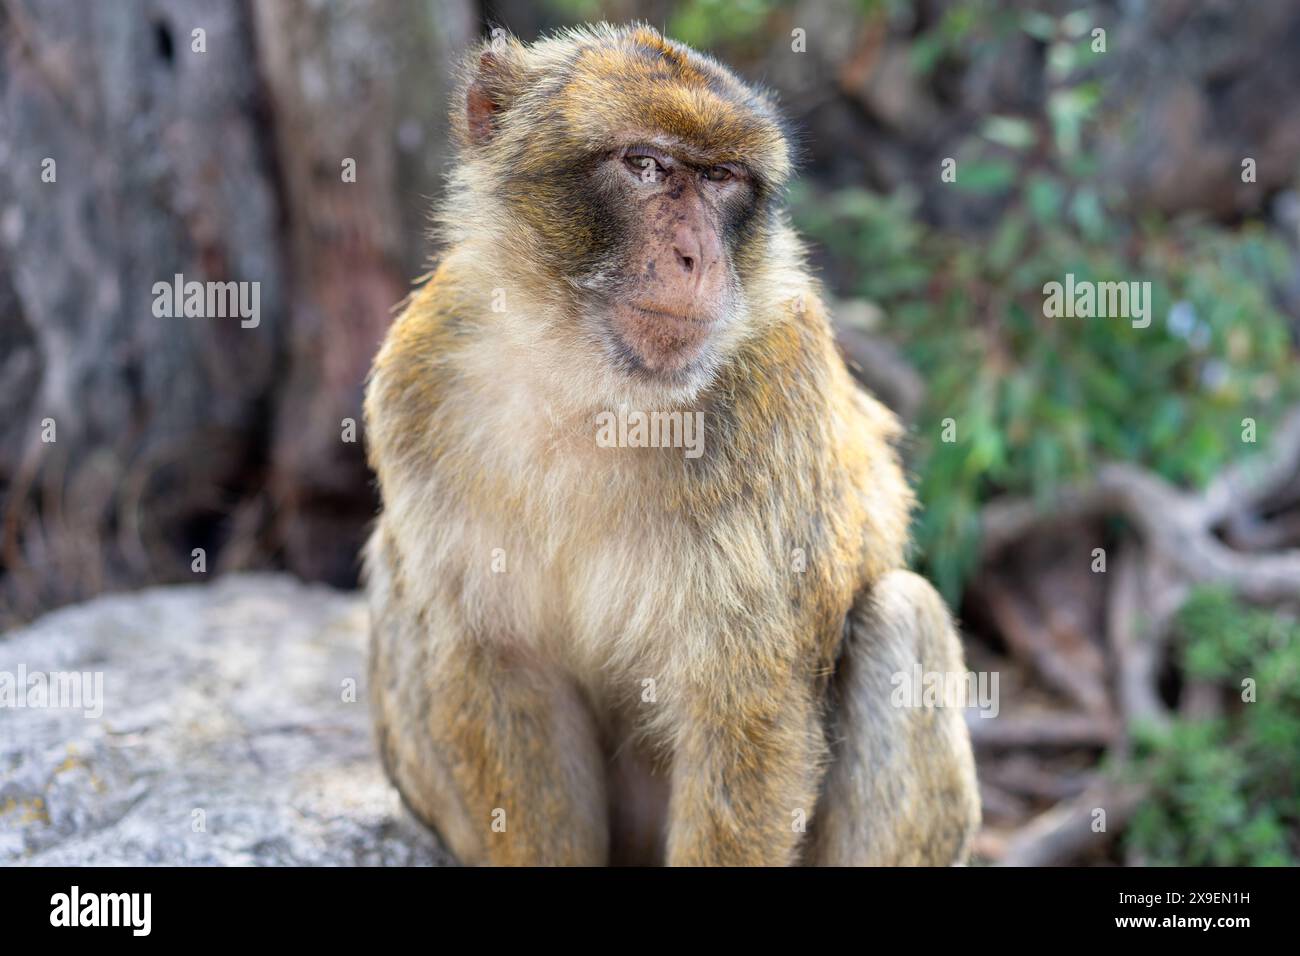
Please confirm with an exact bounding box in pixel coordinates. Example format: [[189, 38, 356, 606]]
[[364, 24, 978, 866]]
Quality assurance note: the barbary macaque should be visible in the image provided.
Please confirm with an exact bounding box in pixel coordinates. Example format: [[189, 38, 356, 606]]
[[364, 24, 979, 866]]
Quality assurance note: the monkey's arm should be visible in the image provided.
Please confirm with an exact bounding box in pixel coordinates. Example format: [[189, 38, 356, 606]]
[[664, 653, 828, 866]]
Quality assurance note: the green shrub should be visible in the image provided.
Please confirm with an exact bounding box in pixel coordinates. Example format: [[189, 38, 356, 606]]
[[1123, 589, 1300, 866], [795, 177, 1298, 600]]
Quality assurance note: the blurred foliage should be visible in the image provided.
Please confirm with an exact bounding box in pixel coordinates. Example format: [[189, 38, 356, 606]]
[[789, 7, 1300, 601], [545, 0, 784, 48], [547, 0, 895, 51], [795, 181, 1298, 600], [667, 0, 783, 49], [1123, 589, 1300, 866], [908, 0, 1028, 75]]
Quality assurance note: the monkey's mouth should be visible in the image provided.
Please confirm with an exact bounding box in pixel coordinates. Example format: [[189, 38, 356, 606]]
[[606, 302, 719, 379]]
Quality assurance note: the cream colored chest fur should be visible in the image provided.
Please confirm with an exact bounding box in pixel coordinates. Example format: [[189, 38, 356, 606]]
[[382, 395, 788, 719]]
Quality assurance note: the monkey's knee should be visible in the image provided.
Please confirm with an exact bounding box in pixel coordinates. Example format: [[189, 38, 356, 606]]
[[372, 638, 609, 865], [364, 536, 486, 862], [367, 604, 470, 858], [808, 570, 980, 866], [368, 551, 609, 864]]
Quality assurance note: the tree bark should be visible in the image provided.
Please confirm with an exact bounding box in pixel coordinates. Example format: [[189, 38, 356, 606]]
[[0, 0, 474, 624]]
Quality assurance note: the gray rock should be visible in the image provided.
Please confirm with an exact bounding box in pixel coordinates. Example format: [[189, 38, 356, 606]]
[[0, 574, 451, 866]]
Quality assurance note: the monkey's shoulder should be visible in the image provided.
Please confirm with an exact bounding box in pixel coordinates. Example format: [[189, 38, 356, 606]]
[[712, 295, 902, 464], [692, 307, 911, 584], [363, 266, 470, 470]]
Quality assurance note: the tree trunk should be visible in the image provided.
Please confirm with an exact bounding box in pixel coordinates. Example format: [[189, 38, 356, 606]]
[[0, 0, 474, 625]]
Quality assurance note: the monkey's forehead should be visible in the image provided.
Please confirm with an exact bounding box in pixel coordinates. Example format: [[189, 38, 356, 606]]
[[526, 30, 792, 182]]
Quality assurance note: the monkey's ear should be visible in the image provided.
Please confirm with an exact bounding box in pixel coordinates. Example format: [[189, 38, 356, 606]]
[[464, 43, 524, 147]]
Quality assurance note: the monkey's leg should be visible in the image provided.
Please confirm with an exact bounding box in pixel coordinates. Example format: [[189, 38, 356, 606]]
[[367, 542, 608, 866], [806, 569, 980, 866]]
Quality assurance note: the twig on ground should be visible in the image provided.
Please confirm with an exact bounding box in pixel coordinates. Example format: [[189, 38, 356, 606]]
[[995, 782, 1145, 867]]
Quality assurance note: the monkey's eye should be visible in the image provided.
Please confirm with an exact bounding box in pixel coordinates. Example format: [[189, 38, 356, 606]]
[[623, 153, 667, 183], [702, 165, 735, 183]]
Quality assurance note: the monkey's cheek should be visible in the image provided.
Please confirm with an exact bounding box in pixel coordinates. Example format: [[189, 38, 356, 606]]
[[609, 304, 717, 377]]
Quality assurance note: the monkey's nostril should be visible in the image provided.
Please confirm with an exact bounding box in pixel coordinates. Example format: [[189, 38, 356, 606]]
[[674, 246, 695, 273]]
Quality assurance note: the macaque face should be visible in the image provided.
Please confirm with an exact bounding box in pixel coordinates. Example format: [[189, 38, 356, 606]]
[[471, 29, 792, 391], [593, 140, 753, 381]]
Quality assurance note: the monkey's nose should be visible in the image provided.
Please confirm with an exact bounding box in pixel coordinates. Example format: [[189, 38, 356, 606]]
[[671, 224, 702, 275]]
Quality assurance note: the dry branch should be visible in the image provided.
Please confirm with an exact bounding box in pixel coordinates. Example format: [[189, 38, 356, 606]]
[[1203, 406, 1300, 523], [981, 406, 1300, 603], [966, 711, 1119, 749], [995, 782, 1145, 867], [1106, 545, 1174, 738], [980, 575, 1110, 716], [982, 757, 1096, 802]]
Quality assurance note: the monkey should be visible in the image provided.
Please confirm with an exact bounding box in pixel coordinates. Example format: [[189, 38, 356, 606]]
[[363, 23, 980, 866]]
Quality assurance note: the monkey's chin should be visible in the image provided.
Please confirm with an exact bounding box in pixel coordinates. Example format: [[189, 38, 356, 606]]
[[606, 303, 720, 385]]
